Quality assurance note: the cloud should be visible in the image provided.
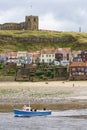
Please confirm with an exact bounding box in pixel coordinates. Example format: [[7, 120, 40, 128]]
[[39, 14, 62, 31], [0, 0, 87, 32]]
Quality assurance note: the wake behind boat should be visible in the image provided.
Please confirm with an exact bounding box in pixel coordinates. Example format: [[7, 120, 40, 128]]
[[13, 105, 52, 117]]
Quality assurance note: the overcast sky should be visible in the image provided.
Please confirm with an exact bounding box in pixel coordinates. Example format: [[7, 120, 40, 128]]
[[0, 0, 87, 32]]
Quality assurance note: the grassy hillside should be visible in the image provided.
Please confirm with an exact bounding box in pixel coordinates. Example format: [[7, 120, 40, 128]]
[[0, 30, 87, 51]]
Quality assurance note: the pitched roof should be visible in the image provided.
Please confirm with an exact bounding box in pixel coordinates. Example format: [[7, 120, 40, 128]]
[[41, 48, 56, 54], [32, 51, 41, 58], [55, 48, 71, 54], [70, 62, 87, 67], [6, 52, 17, 57]]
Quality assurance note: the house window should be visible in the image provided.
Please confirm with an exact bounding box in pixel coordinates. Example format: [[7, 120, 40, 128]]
[[77, 67, 81, 71], [85, 68, 87, 72], [81, 72, 84, 75], [72, 68, 76, 71], [78, 72, 81, 75], [52, 54, 54, 57], [28, 54, 32, 57], [49, 59, 51, 62], [49, 55, 51, 57], [42, 59, 44, 63], [72, 72, 76, 76], [42, 54, 44, 57], [78, 72, 84, 75], [46, 54, 48, 57], [81, 68, 84, 71], [63, 54, 67, 58]]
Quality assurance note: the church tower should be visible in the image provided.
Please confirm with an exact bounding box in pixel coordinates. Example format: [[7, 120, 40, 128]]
[[25, 15, 38, 30]]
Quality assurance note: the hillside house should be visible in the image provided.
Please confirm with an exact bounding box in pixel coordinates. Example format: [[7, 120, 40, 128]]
[[17, 51, 27, 58], [17, 51, 27, 66], [69, 61, 87, 80], [32, 51, 40, 63], [26, 52, 33, 64], [0, 53, 7, 63], [81, 50, 87, 61], [6, 52, 18, 63], [40, 49, 55, 64], [55, 48, 71, 66], [71, 50, 82, 62]]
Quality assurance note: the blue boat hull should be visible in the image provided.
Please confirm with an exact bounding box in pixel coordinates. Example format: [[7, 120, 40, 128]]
[[14, 109, 52, 117]]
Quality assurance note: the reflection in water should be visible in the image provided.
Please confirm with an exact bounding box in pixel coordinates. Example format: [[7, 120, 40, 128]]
[[0, 109, 87, 130]]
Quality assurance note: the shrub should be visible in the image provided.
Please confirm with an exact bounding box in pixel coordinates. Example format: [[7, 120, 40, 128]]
[[0, 63, 4, 69], [35, 70, 44, 76], [7, 68, 15, 75]]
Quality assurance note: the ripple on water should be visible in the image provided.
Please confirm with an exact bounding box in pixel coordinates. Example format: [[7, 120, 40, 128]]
[[0, 109, 87, 130]]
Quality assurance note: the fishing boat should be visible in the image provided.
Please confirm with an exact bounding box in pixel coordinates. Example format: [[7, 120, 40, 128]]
[[13, 105, 52, 117]]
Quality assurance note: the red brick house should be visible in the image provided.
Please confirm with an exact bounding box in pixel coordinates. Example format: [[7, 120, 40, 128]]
[[69, 61, 87, 80], [81, 50, 87, 62]]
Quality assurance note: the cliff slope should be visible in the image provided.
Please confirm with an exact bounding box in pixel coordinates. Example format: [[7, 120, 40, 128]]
[[0, 30, 87, 51]]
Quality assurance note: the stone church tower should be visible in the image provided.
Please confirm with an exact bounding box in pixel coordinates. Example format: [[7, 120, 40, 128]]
[[25, 15, 38, 30]]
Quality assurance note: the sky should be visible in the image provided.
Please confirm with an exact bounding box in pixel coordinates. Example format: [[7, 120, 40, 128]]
[[0, 0, 87, 32]]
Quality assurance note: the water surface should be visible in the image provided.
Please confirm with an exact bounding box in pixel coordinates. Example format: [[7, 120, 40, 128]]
[[0, 109, 87, 130]]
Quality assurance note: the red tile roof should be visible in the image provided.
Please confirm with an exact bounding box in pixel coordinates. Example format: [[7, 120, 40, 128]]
[[55, 48, 71, 54], [6, 52, 17, 57], [70, 62, 87, 67]]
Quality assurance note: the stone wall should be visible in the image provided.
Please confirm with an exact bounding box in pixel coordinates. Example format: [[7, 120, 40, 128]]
[[0, 35, 76, 43], [0, 15, 38, 31]]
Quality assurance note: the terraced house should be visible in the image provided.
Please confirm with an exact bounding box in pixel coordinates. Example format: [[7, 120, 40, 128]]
[[69, 61, 87, 80], [55, 48, 72, 66], [40, 49, 55, 63], [6, 52, 17, 63], [0, 48, 72, 65]]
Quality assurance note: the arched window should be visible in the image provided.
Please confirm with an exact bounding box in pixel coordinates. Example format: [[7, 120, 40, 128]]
[[34, 18, 36, 22], [28, 18, 30, 22]]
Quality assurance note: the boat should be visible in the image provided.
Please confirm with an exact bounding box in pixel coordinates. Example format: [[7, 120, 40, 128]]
[[13, 105, 52, 117]]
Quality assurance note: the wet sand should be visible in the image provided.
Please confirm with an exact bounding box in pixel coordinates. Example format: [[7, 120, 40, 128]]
[[0, 81, 87, 111]]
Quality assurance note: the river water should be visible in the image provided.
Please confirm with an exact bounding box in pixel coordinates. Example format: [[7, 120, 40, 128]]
[[0, 109, 87, 130]]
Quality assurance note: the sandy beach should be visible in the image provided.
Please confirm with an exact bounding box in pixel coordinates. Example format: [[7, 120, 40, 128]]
[[0, 81, 87, 105]]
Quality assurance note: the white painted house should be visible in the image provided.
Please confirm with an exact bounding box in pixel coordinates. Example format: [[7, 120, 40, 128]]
[[40, 49, 55, 63], [17, 51, 27, 58]]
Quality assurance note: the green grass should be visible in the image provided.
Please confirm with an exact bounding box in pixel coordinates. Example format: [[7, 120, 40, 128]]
[[0, 30, 87, 51], [0, 89, 19, 95]]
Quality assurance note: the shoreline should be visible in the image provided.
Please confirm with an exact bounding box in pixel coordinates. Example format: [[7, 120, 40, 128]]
[[0, 101, 87, 112], [0, 81, 87, 111]]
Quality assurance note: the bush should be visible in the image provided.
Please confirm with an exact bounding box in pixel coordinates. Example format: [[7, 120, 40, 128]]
[[46, 70, 52, 77], [30, 72, 35, 77], [7, 68, 15, 76], [39, 75, 44, 79], [35, 70, 44, 76], [0, 63, 4, 69]]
